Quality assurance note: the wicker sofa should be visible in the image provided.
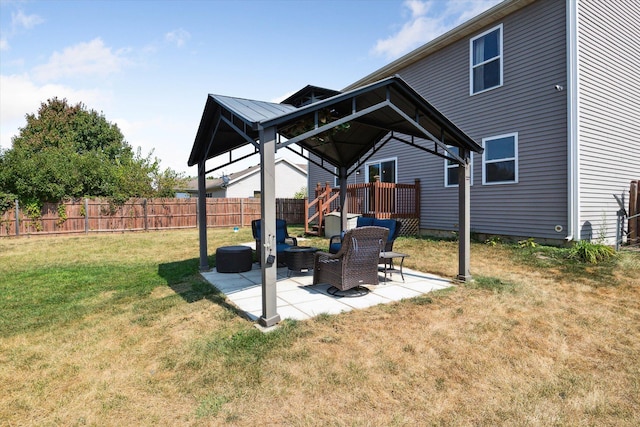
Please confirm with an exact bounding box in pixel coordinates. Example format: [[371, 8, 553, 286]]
[[313, 226, 389, 292], [329, 217, 401, 254]]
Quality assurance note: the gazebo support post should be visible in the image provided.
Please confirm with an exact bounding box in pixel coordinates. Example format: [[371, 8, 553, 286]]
[[338, 166, 348, 232], [197, 160, 209, 272], [258, 125, 281, 327], [457, 151, 472, 281]]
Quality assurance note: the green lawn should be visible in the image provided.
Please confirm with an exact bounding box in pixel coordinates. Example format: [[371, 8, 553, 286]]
[[1, 228, 639, 426]]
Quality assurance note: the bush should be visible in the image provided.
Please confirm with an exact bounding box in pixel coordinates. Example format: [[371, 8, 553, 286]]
[[568, 240, 616, 264]]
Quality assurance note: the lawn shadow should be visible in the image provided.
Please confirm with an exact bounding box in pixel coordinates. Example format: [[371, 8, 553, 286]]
[[157, 256, 245, 318]]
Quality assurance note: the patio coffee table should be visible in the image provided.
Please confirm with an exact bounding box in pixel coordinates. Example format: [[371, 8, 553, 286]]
[[379, 251, 409, 282], [284, 246, 319, 276]]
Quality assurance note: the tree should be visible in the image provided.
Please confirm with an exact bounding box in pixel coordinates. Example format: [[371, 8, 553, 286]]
[[0, 98, 185, 205]]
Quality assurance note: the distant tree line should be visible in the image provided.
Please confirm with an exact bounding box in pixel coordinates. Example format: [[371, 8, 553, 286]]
[[0, 98, 185, 215]]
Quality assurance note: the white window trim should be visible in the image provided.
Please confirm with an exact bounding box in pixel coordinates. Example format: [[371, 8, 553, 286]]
[[469, 24, 504, 96], [364, 157, 398, 183], [444, 149, 473, 188], [482, 132, 518, 185]]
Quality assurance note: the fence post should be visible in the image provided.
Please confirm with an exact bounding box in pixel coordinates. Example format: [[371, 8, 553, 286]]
[[84, 198, 89, 233], [240, 199, 244, 227], [14, 199, 20, 236], [143, 198, 148, 231]]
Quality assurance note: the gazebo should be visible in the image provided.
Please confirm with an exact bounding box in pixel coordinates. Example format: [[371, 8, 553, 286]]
[[188, 75, 483, 327]]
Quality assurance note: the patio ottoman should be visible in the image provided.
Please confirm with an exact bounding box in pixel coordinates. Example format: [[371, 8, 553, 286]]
[[216, 245, 253, 273]]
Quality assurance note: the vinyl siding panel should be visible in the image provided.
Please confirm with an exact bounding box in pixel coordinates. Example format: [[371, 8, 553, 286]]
[[577, 0, 640, 242], [397, 0, 569, 239]]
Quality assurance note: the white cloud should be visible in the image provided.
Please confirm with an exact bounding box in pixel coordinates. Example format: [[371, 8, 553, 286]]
[[165, 29, 191, 48], [31, 38, 130, 82], [271, 89, 297, 104], [0, 38, 8, 51], [0, 74, 110, 150], [405, 0, 430, 17], [11, 10, 44, 31], [372, 0, 503, 60]]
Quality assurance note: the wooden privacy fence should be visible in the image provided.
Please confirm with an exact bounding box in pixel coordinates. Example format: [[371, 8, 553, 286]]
[[629, 180, 639, 245], [0, 197, 305, 237]]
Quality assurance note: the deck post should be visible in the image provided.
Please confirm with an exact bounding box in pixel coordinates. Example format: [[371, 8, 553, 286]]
[[197, 160, 209, 272], [457, 151, 472, 281], [258, 125, 281, 328], [414, 178, 421, 220], [339, 166, 348, 231]]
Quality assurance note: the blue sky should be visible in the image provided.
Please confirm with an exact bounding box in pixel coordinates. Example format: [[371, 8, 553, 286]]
[[1, 0, 501, 177]]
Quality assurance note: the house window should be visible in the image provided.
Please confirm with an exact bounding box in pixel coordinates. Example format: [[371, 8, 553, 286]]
[[482, 133, 518, 185], [470, 24, 503, 94], [444, 146, 473, 187], [365, 158, 396, 183]]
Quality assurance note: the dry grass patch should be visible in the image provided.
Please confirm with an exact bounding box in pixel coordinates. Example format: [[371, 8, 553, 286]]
[[1, 229, 639, 426]]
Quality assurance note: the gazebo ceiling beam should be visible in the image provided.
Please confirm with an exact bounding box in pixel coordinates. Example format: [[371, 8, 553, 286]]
[[277, 100, 391, 148], [204, 147, 259, 175], [387, 103, 464, 164], [220, 114, 258, 148], [202, 112, 222, 164], [348, 132, 395, 175]]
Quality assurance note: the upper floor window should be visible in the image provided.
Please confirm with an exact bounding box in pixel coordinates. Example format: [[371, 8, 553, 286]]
[[444, 146, 473, 187], [470, 24, 503, 95], [482, 133, 518, 185]]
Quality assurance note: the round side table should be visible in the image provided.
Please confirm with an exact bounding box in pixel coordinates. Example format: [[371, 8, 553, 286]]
[[283, 246, 318, 276]]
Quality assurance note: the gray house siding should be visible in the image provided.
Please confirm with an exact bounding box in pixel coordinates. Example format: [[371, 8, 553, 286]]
[[307, 0, 638, 244], [397, 0, 568, 239], [576, 0, 640, 242]]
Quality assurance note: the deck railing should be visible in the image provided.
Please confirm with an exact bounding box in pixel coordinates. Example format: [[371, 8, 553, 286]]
[[306, 178, 421, 236]]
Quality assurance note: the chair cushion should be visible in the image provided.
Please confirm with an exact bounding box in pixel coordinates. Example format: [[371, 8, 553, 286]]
[[372, 219, 396, 242], [329, 241, 342, 254], [276, 219, 287, 243], [356, 217, 374, 227]]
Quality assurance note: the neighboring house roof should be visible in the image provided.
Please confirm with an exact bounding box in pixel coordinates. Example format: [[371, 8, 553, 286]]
[[344, 0, 536, 90], [178, 157, 307, 193]]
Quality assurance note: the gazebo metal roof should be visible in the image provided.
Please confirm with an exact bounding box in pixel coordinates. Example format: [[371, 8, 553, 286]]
[[189, 75, 482, 174]]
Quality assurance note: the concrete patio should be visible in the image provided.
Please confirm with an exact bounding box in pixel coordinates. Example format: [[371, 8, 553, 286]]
[[201, 263, 453, 322]]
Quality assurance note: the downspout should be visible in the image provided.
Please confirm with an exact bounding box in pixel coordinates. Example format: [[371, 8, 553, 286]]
[[566, 0, 580, 242]]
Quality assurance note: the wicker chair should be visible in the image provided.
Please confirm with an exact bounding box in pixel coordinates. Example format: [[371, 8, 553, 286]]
[[329, 218, 402, 254], [313, 226, 389, 293]]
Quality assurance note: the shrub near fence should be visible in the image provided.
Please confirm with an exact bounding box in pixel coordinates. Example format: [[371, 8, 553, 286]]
[[0, 197, 305, 237]]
